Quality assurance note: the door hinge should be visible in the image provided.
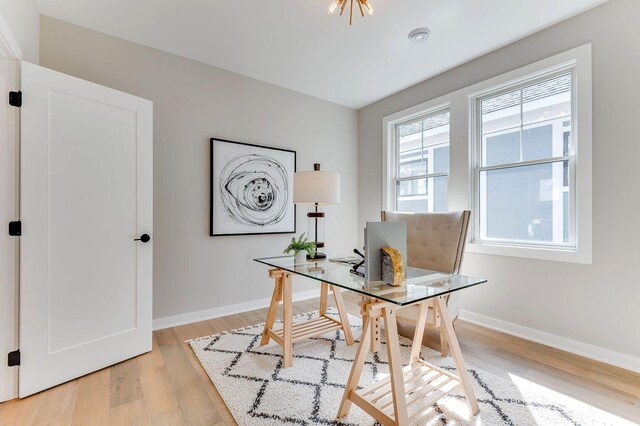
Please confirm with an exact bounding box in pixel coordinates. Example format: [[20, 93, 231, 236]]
[[9, 91, 21, 107], [7, 350, 20, 367], [8, 220, 21, 236]]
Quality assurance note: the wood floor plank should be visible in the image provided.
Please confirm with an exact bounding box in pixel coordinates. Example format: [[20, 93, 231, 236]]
[[172, 321, 213, 343], [154, 327, 182, 347], [71, 368, 111, 425], [523, 364, 640, 423], [136, 334, 165, 372], [0, 384, 55, 425], [159, 338, 223, 425], [454, 320, 640, 397], [238, 309, 265, 326], [17, 379, 78, 426], [110, 357, 143, 409], [139, 364, 186, 425], [110, 399, 149, 425], [181, 342, 237, 425]]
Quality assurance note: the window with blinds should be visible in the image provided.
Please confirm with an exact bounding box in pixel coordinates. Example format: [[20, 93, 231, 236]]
[[473, 72, 575, 247], [393, 109, 450, 213]]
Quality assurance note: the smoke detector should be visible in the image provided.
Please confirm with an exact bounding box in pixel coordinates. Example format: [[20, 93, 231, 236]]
[[408, 28, 431, 43]]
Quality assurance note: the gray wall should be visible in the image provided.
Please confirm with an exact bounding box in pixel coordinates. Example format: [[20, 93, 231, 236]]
[[40, 16, 359, 322], [358, 0, 640, 361]]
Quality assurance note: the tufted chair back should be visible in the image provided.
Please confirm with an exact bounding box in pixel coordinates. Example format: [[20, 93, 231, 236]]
[[380, 210, 470, 274]]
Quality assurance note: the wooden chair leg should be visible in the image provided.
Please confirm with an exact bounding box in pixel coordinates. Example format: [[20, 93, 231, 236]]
[[439, 326, 449, 357], [337, 313, 372, 418], [260, 273, 282, 345], [282, 273, 293, 368], [383, 307, 408, 425], [435, 296, 479, 415], [319, 282, 328, 316]]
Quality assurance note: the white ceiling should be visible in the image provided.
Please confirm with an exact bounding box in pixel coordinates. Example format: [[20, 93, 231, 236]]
[[36, 0, 608, 109]]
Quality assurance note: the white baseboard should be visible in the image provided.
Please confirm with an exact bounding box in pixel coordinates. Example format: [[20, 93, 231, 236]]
[[459, 309, 640, 374], [153, 289, 321, 331]]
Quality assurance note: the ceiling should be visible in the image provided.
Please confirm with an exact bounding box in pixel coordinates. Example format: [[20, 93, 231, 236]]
[[36, 0, 608, 109]]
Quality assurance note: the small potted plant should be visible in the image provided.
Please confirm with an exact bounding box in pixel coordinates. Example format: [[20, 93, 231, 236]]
[[283, 233, 316, 263]]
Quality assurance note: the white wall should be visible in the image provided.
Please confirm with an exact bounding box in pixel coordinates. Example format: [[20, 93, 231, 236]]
[[358, 0, 640, 370], [0, 0, 38, 63], [39, 16, 359, 326]]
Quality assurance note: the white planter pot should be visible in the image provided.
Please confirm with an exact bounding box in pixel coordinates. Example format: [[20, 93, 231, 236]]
[[294, 252, 307, 264]]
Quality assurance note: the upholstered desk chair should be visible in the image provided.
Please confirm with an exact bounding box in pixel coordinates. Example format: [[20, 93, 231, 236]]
[[381, 210, 471, 356]]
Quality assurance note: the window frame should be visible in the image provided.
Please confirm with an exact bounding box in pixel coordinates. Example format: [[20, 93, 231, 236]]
[[390, 107, 451, 213], [471, 68, 577, 250], [382, 44, 592, 264]]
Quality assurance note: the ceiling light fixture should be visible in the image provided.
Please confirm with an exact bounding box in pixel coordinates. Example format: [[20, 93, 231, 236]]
[[329, 0, 373, 25], [408, 27, 431, 43]]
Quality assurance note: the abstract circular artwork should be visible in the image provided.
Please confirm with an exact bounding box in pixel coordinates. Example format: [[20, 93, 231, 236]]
[[210, 138, 296, 236], [219, 154, 289, 226]]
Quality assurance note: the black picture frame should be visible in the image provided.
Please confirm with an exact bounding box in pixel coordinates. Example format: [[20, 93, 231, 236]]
[[210, 138, 297, 237]]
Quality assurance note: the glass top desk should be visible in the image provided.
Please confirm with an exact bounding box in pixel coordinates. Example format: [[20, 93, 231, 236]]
[[254, 255, 486, 425], [254, 255, 485, 306]]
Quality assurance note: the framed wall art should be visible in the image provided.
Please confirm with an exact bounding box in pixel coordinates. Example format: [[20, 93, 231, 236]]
[[210, 138, 296, 236]]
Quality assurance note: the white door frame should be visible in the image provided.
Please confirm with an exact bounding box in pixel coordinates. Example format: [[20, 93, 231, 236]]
[[0, 11, 22, 402]]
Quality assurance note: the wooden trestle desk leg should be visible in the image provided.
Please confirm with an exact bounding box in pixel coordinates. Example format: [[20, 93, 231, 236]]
[[339, 297, 480, 425], [382, 306, 409, 425], [282, 272, 293, 368], [331, 285, 354, 345], [261, 269, 283, 345], [371, 316, 381, 352], [337, 314, 371, 418], [262, 271, 353, 369], [260, 268, 293, 368], [439, 327, 449, 357], [435, 296, 480, 415], [322, 282, 353, 345], [409, 301, 429, 363], [339, 303, 409, 425], [320, 282, 328, 316], [360, 296, 381, 352]]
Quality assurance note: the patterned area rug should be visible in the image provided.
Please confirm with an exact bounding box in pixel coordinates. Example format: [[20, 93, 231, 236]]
[[188, 310, 633, 425]]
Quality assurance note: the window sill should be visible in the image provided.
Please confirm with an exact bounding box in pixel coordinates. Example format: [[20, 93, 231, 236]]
[[466, 241, 592, 264]]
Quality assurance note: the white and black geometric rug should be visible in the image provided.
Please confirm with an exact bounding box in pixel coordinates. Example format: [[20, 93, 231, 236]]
[[188, 309, 633, 426]]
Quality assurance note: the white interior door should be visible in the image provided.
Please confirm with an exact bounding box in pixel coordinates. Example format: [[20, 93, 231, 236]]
[[19, 61, 153, 397]]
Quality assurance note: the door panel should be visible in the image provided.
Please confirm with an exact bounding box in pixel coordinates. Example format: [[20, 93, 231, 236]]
[[19, 62, 152, 397]]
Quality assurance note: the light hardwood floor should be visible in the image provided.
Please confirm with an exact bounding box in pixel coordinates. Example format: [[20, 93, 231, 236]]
[[1, 292, 639, 425]]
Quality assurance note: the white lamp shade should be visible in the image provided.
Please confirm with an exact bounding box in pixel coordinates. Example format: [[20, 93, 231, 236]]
[[294, 171, 340, 205]]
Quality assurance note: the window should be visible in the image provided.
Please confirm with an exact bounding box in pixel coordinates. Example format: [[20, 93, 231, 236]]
[[383, 44, 591, 263], [473, 72, 575, 248], [392, 109, 450, 213]]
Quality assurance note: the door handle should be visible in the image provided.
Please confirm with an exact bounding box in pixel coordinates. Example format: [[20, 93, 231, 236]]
[[134, 234, 151, 243]]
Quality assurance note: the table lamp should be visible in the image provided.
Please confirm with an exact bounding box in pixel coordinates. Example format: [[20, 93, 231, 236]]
[[294, 163, 340, 259]]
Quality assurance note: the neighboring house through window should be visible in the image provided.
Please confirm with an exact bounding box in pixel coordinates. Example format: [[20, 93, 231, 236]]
[[474, 72, 574, 248], [394, 109, 450, 213]]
